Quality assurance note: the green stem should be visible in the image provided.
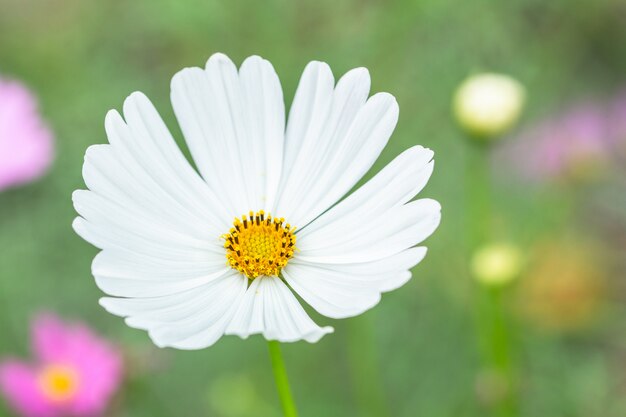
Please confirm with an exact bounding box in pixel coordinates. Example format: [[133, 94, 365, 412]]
[[467, 142, 492, 248], [478, 287, 517, 416], [268, 340, 299, 417], [466, 141, 517, 417]]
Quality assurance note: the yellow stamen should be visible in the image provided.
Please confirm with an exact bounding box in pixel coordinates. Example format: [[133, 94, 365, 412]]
[[222, 210, 296, 279], [37, 364, 79, 403]]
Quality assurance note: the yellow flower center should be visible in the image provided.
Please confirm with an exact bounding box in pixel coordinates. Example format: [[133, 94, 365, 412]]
[[222, 211, 296, 279], [38, 364, 80, 403]]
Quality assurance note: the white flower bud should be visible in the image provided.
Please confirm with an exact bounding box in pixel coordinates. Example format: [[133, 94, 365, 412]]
[[471, 243, 523, 286], [454, 73, 526, 139]]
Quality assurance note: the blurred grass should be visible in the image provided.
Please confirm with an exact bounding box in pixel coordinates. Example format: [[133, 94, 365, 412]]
[[1, 0, 626, 416]]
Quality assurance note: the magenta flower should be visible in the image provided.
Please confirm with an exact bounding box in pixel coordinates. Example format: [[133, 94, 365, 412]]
[[0, 77, 54, 192], [497, 99, 615, 183], [0, 314, 123, 417]]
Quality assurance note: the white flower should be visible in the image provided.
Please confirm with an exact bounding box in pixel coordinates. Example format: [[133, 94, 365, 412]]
[[72, 53, 441, 350], [453, 73, 526, 139]]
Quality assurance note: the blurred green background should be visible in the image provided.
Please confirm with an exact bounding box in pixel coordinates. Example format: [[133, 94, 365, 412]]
[[1, 0, 626, 416]]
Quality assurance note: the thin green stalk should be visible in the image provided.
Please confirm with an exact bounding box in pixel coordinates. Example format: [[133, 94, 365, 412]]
[[268, 340, 299, 417], [478, 286, 517, 417], [467, 142, 492, 248], [466, 141, 517, 417]]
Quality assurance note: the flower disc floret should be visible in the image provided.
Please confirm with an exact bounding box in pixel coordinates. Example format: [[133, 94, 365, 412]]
[[223, 210, 296, 279], [37, 364, 79, 403]]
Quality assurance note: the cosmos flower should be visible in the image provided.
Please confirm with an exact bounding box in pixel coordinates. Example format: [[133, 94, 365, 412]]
[[0, 77, 54, 192], [73, 53, 441, 349], [0, 314, 123, 417]]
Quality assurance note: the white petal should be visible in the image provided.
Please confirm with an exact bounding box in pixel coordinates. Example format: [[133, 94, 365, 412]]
[[170, 53, 285, 216], [277, 61, 334, 187], [297, 146, 434, 241], [72, 217, 218, 262], [74, 89, 250, 348], [274, 65, 364, 220], [274, 64, 399, 228], [283, 247, 426, 319], [91, 250, 232, 298], [91, 249, 229, 297], [226, 277, 333, 343], [83, 93, 231, 236], [92, 250, 226, 281], [119, 92, 231, 229], [100, 271, 247, 350], [288, 93, 398, 228], [80, 143, 217, 240], [73, 190, 222, 254], [239, 56, 286, 210], [297, 199, 441, 264], [282, 267, 380, 319]]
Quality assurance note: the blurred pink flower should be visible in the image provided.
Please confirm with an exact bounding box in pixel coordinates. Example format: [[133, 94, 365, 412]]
[[0, 77, 54, 192], [496, 90, 626, 183], [0, 314, 123, 417]]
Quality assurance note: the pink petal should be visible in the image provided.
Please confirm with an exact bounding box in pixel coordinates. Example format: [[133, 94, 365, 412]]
[[32, 314, 71, 363], [0, 360, 58, 417], [31, 314, 124, 415], [0, 77, 54, 191], [65, 327, 124, 415]]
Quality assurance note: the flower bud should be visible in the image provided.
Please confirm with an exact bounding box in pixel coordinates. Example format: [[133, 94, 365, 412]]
[[471, 243, 523, 286], [453, 73, 526, 139]]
